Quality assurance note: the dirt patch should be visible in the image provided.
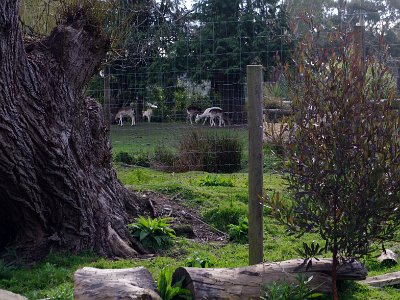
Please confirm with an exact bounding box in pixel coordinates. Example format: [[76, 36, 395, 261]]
[[136, 191, 227, 243]]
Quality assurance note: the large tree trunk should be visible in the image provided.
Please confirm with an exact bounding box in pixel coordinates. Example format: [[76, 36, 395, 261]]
[[0, 1, 147, 258]]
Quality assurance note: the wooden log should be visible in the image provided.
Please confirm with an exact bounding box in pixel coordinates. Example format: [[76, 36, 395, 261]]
[[0, 289, 28, 300], [362, 271, 400, 287], [74, 267, 161, 300], [172, 259, 367, 300]]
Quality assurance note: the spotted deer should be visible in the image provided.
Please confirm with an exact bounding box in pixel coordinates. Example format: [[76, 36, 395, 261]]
[[195, 107, 225, 127], [115, 107, 135, 126], [142, 102, 158, 122]]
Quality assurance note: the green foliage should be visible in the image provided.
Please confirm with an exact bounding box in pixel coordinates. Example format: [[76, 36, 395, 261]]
[[128, 216, 176, 250], [115, 151, 134, 164], [260, 275, 323, 300], [114, 151, 150, 167], [199, 175, 234, 187], [57, 0, 111, 31], [276, 27, 400, 297], [203, 202, 247, 232], [228, 217, 248, 244], [0, 259, 14, 280], [177, 130, 242, 173], [157, 268, 192, 300], [185, 252, 215, 268], [152, 145, 178, 171], [173, 89, 190, 117]]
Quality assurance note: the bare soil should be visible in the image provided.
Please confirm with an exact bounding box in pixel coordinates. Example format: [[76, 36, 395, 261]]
[[136, 191, 227, 243]]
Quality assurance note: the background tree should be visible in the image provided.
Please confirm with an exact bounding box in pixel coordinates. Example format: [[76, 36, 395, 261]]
[[273, 28, 400, 299], [0, 0, 150, 259], [178, 0, 291, 121]]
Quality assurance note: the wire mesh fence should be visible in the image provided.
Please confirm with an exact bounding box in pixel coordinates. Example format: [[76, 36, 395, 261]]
[[18, 1, 400, 177]]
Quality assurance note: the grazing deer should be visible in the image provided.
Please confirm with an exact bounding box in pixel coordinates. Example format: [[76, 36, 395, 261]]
[[115, 107, 135, 126], [142, 102, 158, 122], [186, 105, 202, 125], [195, 107, 225, 127]]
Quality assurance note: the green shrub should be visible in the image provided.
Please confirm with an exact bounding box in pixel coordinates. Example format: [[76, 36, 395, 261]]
[[177, 131, 242, 173], [133, 151, 151, 167], [228, 217, 248, 244], [260, 275, 323, 300], [203, 203, 247, 232], [199, 175, 234, 187], [185, 252, 215, 268], [114, 151, 150, 167], [157, 268, 192, 300], [127, 216, 176, 251], [152, 144, 178, 171], [114, 151, 134, 164]]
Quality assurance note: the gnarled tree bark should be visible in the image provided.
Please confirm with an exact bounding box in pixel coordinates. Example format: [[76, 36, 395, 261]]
[[0, 1, 147, 258]]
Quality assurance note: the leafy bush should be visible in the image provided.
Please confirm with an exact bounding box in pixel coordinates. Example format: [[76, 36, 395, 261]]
[[260, 275, 322, 300], [274, 26, 400, 299], [114, 151, 150, 167], [152, 144, 178, 171], [228, 217, 248, 244], [133, 151, 151, 167], [177, 131, 242, 173], [127, 216, 176, 250], [203, 202, 247, 232], [157, 268, 192, 300], [199, 175, 234, 187], [114, 151, 134, 164], [185, 252, 215, 268]]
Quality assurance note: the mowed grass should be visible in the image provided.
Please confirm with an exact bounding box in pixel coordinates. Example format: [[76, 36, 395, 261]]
[[0, 123, 399, 299]]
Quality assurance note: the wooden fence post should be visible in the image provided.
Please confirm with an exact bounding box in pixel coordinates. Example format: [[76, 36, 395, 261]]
[[247, 65, 264, 265]]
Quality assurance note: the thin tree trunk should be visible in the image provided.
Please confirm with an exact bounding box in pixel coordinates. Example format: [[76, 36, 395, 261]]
[[0, 0, 147, 259], [332, 245, 339, 300]]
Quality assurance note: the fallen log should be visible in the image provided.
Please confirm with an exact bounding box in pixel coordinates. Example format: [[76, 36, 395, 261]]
[[74, 267, 161, 300], [362, 271, 400, 287], [172, 259, 367, 300], [0, 289, 27, 300]]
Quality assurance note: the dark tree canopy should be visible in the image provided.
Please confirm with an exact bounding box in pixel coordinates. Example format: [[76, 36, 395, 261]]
[[0, 0, 148, 259]]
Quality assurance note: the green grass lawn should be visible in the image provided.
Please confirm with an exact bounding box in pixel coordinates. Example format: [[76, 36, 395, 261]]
[[0, 123, 399, 299], [111, 122, 249, 154]]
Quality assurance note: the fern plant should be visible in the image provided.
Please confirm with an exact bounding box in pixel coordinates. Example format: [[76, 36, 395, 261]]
[[157, 268, 192, 300], [127, 216, 176, 250]]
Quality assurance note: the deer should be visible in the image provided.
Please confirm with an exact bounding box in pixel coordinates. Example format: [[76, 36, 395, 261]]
[[142, 102, 158, 122], [195, 107, 225, 127], [115, 107, 135, 126], [186, 105, 202, 125]]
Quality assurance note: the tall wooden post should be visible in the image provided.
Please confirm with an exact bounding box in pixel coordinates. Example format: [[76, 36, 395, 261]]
[[103, 65, 111, 130], [354, 24, 365, 73], [247, 65, 264, 265]]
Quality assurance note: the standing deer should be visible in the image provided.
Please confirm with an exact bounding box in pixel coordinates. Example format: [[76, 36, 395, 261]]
[[195, 107, 225, 127], [115, 107, 135, 126], [142, 102, 158, 122], [186, 105, 202, 125]]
